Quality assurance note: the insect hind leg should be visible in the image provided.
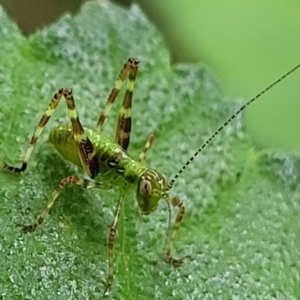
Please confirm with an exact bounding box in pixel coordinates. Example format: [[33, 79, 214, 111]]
[[2, 88, 100, 180], [96, 58, 139, 132], [114, 58, 139, 151], [2, 89, 64, 174], [62, 89, 99, 179]]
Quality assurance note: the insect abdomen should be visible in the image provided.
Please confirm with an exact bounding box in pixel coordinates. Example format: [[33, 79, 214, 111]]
[[48, 124, 145, 184], [48, 124, 81, 167]]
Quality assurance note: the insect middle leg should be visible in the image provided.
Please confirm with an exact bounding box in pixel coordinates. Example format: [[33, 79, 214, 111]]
[[138, 133, 154, 163], [18, 178, 111, 232]]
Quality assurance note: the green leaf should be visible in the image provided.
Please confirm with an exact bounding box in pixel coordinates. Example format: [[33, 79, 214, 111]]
[[0, 1, 300, 299]]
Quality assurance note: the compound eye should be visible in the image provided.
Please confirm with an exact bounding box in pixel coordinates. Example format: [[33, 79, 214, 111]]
[[139, 180, 152, 198]]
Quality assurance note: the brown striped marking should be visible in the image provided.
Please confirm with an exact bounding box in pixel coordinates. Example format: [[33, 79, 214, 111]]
[[62, 88, 100, 179], [3, 89, 63, 174], [114, 58, 139, 150], [96, 58, 140, 131]]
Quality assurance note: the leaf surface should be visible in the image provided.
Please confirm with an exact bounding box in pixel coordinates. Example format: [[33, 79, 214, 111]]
[[0, 2, 299, 299]]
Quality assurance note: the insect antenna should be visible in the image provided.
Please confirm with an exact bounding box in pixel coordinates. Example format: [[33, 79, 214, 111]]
[[167, 63, 300, 189]]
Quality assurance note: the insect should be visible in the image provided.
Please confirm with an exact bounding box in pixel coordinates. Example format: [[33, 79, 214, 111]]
[[2, 58, 300, 295]]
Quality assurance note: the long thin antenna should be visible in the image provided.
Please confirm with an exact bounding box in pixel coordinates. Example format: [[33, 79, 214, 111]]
[[167, 63, 300, 189]]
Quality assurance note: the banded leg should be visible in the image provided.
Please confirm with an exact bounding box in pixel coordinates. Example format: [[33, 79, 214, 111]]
[[18, 176, 111, 232], [96, 58, 140, 132], [164, 196, 190, 266], [62, 89, 99, 179], [104, 194, 125, 296], [3, 89, 64, 173], [138, 133, 154, 163], [4, 89, 101, 232], [3, 88, 100, 180], [114, 58, 139, 151]]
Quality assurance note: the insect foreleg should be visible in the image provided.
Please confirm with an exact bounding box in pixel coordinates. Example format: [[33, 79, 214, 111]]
[[104, 194, 125, 296], [17, 176, 111, 232], [138, 133, 154, 163], [164, 195, 190, 266]]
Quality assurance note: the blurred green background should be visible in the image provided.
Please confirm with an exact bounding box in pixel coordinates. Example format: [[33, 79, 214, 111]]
[[1, 0, 300, 150]]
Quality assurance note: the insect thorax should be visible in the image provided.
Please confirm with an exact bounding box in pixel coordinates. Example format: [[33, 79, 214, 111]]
[[48, 124, 146, 185]]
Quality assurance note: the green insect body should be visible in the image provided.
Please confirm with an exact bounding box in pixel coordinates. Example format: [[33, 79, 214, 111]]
[[49, 124, 166, 215], [49, 124, 145, 185], [2, 57, 300, 295]]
